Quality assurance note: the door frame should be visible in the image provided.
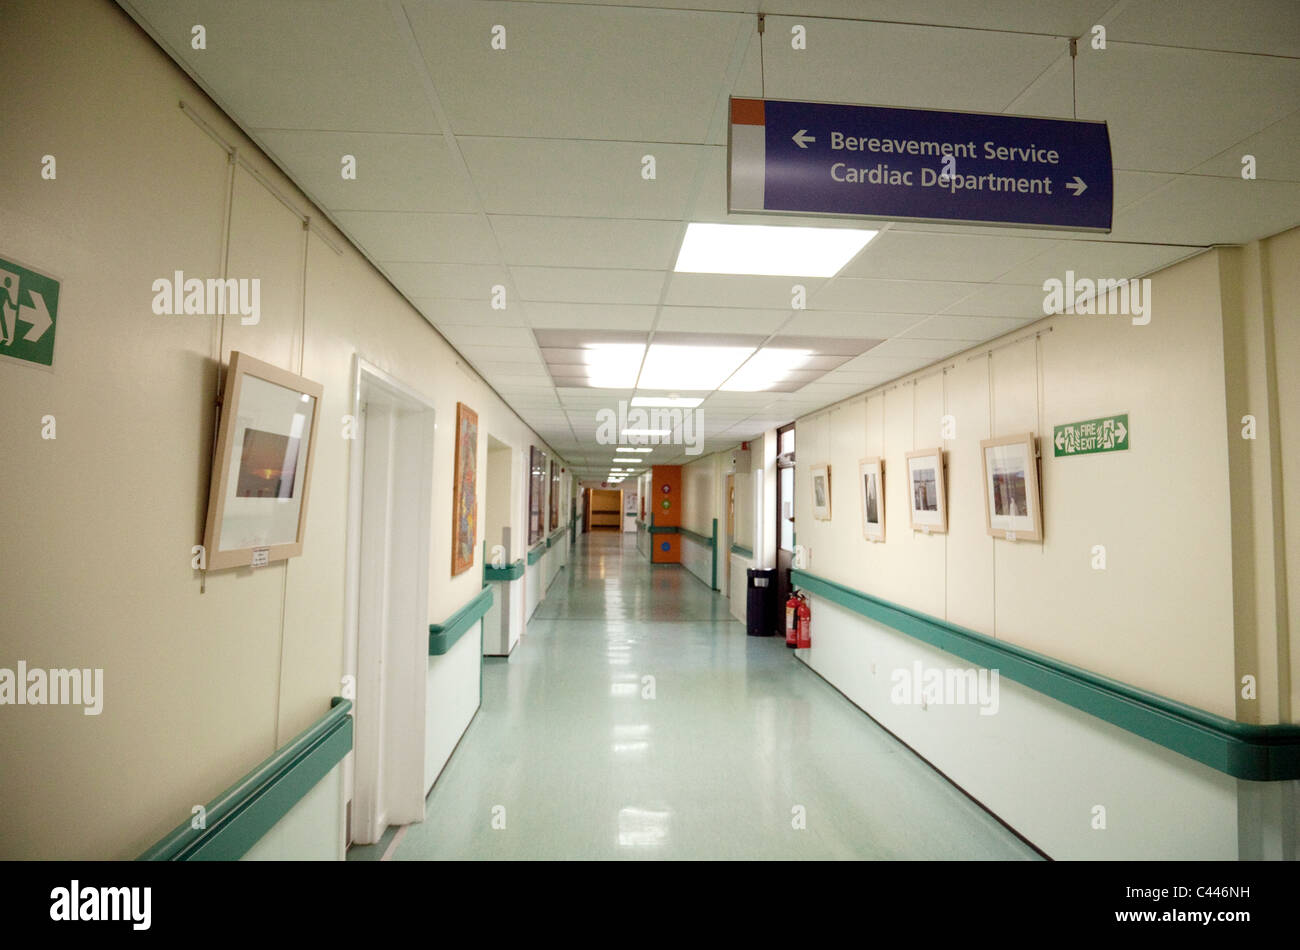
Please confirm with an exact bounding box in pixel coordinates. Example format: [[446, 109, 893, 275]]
[[343, 356, 437, 845]]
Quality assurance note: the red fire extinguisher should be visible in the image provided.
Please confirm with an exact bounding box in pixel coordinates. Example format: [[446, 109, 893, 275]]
[[796, 596, 812, 650], [785, 591, 802, 648]]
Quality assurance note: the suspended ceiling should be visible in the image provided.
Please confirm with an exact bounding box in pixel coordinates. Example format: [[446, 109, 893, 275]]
[[115, 0, 1300, 478]]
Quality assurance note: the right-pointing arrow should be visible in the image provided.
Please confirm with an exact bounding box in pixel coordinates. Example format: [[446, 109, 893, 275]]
[[18, 290, 52, 343], [1065, 176, 1087, 196], [1115, 421, 1127, 443], [792, 129, 816, 149]]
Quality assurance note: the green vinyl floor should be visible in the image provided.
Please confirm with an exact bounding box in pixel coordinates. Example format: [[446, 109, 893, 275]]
[[382, 530, 1041, 860]]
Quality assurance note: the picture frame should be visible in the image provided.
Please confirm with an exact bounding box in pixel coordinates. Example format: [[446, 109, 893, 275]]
[[980, 432, 1043, 542], [202, 351, 323, 571], [905, 448, 947, 534], [811, 464, 831, 521], [450, 402, 479, 576], [859, 457, 885, 542], [549, 459, 559, 532], [528, 446, 544, 546]]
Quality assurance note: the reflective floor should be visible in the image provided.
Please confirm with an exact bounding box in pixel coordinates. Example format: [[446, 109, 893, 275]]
[[389, 531, 1041, 860]]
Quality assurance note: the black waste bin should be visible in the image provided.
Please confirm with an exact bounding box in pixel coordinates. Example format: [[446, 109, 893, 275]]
[[746, 568, 777, 637]]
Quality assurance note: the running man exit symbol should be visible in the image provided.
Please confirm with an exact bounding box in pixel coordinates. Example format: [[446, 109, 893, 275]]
[[0, 257, 60, 368]]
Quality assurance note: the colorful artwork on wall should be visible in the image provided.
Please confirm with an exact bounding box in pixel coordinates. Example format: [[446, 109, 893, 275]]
[[549, 460, 559, 532], [529, 446, 544, 546], [451, 402, 478, 576]]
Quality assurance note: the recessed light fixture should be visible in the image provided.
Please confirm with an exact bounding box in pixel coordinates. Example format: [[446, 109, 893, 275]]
[[613, 458, 640, 464], [722, 348, 813, 392], [625, 447, 654, 453], [631, 396, 704, 408], [622, 428, 671, 438], [674, 222, 878, 277], [637, 344, 752, 391], [585, 342, 646, 389]]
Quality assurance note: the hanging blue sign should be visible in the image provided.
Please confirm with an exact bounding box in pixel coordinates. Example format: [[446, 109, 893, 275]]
[[730, 97, 1112, 232]]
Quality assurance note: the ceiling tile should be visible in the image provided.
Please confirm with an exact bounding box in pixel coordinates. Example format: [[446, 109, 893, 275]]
[[840, 230, 1049, 282], [404, 1, 743, 141], [812, 278, 984, 313], [128, 0, 438, 132], [665, 274, 826, 309], [382, 261, 510, 299], [512, 267, 665, 305], [336, 211, 499, 263], [255, 130, 477, 213], [490, 216, 682, 270]]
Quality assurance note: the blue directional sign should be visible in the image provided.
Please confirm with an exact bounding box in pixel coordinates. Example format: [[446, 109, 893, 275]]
[[729, 97, 1112, 232]]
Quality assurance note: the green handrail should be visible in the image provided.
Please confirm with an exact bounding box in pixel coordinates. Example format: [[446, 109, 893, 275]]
[[429, 586, 494, 655], [678, 526, 712, 546], [526, 542, 546, 565], [139, 697, 353, 860], [791, 569, 1300, 781], [484, 559, 525, 582], [730, 542, 754, 559]]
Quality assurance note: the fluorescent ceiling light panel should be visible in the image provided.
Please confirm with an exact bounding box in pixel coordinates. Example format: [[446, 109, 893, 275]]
[[623, 428, 671, 437], [722, 348, 813, 392], [674, 222, 878, 277], [637, 344, 752, 390], [585, 343, 646, 389], [631, 396, 704, 408]]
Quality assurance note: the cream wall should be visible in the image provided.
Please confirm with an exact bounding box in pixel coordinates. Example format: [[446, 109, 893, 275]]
[[0, 0, 566, 859], [795, 249, 1239, 716], [682, 454, 717, 536], [1267, 228, 1300, 719]]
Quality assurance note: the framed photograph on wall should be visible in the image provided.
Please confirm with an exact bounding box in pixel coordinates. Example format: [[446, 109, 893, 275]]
[[450, 402, 479, 576], [981, 433, 1043, 542], [549, 460, 559, 532], [528, 446, 544, 546], [811, 464, 831, 521], [202, 351, 323, 571], [859, 457, 885, 542], [906, 448, 947, 534]]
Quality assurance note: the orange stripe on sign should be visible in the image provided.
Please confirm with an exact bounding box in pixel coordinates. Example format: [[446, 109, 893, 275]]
[[731, 98, 765, 126]]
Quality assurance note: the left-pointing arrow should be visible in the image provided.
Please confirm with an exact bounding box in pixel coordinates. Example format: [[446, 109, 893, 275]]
[[18, 290, 52, 343], [792, 129, 816, 149]]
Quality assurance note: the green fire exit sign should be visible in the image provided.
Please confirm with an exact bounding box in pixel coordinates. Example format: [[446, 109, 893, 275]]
[[0, 256, 60, 368], [1053, 413, 1129, 457]]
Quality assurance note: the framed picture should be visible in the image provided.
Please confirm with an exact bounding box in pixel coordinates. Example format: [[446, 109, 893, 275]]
[[811, 464, 831, 520], [450, 402, 479, 576], [980, 433, 1043, 541], [549, 460, 559, 532], [859, 457, 885, 542], [906, 448, 947, 534], [202, 351, 323, 571], [528, 446, 544, 546]]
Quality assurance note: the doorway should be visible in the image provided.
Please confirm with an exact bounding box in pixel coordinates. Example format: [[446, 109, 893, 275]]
[[343, 358, 437, 846]]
